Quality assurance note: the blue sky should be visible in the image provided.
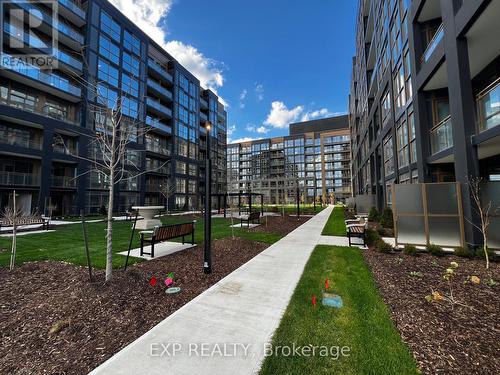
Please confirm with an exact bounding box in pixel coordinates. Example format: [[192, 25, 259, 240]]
[[110, 0, 357, 142]]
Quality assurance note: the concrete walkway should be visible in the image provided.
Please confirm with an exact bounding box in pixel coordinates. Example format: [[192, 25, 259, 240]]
[[89, 206, 334, 375]]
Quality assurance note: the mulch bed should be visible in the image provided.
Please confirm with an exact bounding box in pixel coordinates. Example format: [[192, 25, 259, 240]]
[[0, 237, 268, 375], [363, 249, 500, 374], [250, 214, 310, 236]]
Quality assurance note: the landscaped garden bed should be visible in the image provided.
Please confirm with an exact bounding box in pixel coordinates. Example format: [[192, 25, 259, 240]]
[[0, 237, 268, 375], [363, 249, 500, 374]]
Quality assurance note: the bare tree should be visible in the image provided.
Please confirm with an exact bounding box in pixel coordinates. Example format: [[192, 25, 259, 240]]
[[2, 193, 42, 270], [54, 55, 169, 282], [158, 177, 175, 215], [467, 177, 497, 269]]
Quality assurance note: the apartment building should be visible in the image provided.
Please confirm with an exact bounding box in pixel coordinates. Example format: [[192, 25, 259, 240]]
[[227, 116, 351, 205], [349, 0, 500, 244], [0, 0, 227, 216]]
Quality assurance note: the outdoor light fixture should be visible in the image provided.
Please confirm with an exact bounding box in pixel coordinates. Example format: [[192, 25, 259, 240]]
[[204, 121, 212, 274]]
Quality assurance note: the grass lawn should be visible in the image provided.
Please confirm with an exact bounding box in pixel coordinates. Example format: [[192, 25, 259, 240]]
[[0, 217, 282, 269], [259, 245, 419, 375], [321, 206, 346, 236]]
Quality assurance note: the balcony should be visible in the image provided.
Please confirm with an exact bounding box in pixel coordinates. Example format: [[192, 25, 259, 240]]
[[477, 78, 500, 133], [51, 176, 76, 188], [430, 116, 453, 154], [3, 23, 83, 73], [146, 116, 172, 134], [200, 112, 208, 123], [58, 0, 86, 26], [147, 60, 173, 84], [422, 24, 444, 63], [0, 172, 40, 186], [145, 142, 171, 156], [14, 1, 84, 47], [146, 97, 172, 118], [147, 79, 173, 101], [0, 134, 42, 150], [0, 53, 81, 99], [200, 98, 208, 110]]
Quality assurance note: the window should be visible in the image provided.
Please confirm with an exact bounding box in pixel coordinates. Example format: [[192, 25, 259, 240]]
[[178, 90, 189, 109], [188, 179, 196, 193], [124, 30, 140, 55], [189, 164, 197, 177], [383, 136, 394, 176], [7, 87, 38, 111], [121, 97, 138, 118], [178, 106, 188, 124], [124, 150, 140, 167], [403, 49, 412, 101], [122, 74, 139, 97], [44, 100, 68, 121], [176, 161, 187, 174], [123, 52, 140, 77], [179, 74, 189, 92], [393, 62, 406, 110], [99, 35, 120, 64], [381, 88, 391, 123], [97, 83, 118, 109], [408, 111, 417, 163], [177, 139, 188, 157], [98, 59, 119, 87], [396, 118, 409, 168], [176, 178, 186, 193], [100, 11, 121, 42]]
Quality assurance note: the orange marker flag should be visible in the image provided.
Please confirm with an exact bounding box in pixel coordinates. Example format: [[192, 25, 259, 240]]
[[325, 278, 329, 291]]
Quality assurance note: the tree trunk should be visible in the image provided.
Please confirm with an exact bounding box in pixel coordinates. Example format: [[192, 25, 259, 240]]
[[483, 232, 490, 269], [105, 177, 114, 282]]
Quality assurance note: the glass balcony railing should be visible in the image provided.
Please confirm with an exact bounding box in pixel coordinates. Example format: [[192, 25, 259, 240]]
[[146, 116, 172, 134], [147, 79, 173, 101], [430, 116, 453, 154], [145, 141, 171, 156], [51, 175, 76, 188], [422, 24, 444, 63], [200, 98, 208, 109], [0, 135, 43, 150], [477, 78, 500, 132], [3, 23, 83, 71], [1, 52, 81, 97], [147, 60, 173, 83], [16, 2, 83, 44], [0, 172, 41, 186], [146, 97, 172, 118], [58, 0, 86, 19]]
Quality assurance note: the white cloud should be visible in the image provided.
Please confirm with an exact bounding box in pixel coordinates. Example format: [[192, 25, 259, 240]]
[[227, 124, 236, 136], [108, 0, 225, 93], [264, 101, 304, 128], [301, 108, 332, 121], [239, 89, 248, 109], [254, 83, 264, 101], [246, 124, 269, 134], [229, 137, 261, 144]]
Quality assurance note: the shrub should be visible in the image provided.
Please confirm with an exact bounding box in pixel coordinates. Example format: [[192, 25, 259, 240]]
[[365, 229, 382, 247], [427, 244, 445, 257], [454, 246, 474, 259], [403, 244, 418, 256], [368, 206, 380, 222], [380, 207, 394, 229], [376, 239, 394, 254]]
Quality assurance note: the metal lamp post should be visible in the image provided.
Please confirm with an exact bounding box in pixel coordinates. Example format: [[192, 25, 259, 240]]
[[204, 121, 212, 274]]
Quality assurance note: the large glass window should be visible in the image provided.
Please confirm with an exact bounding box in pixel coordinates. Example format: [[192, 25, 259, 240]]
[[97, 83, 118, 108], [381, 88, 392, 123], [99, 35, 120, 65], [396, 118, 409, 168], [408, 111, 417, 163], [123, 30, 140, 56], [100, 11, 121, 42], [383, 136, 394, 176], [121, 97, 138, 118], [122, 74, 139, 97], [98, 59, 119, 87], [123, 52, 140, 77]]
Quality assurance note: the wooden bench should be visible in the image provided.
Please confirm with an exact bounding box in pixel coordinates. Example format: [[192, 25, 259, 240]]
[[0, 216, 50, 232], [346, 221, 367, 246], [140, 222, 195, 258], [240, 211, 260, 227]]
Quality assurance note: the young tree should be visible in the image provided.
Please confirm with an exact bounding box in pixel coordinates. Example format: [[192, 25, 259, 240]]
[[158, 177, 174, 215], [55, 62, 168, 282], [467, 177, 497, 269]]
